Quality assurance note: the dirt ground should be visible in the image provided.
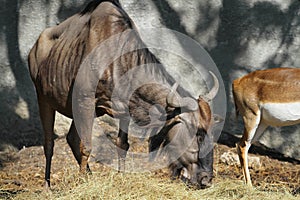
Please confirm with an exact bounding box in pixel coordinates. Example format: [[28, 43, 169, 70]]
[[0, 120, 299, 197]]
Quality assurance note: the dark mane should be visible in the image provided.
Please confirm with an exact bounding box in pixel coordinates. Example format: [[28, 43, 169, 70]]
[[80, 0, 121, 15]]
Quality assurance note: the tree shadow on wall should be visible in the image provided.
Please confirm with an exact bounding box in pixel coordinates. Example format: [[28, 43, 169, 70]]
[[0, 0, 42, 152], [209, 0, 300, 95], [150, 0, 299, 106], [208, 0, 300, 159], [0, 0, 90, 164], [56, 0, 91, 22]]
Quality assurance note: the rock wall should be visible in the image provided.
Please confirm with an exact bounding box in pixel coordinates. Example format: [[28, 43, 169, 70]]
[[0, 0, 299, 160]]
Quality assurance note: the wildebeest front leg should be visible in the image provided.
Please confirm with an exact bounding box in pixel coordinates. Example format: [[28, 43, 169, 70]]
[[75, 115, 93, 174], [72, 95, 95, 174], [37, 95, 55, 189], [67, 121, 91, 173], [116, 119, 130, 172]]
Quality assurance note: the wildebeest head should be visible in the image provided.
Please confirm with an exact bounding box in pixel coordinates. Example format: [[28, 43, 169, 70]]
[[150, 72, 219, 189]]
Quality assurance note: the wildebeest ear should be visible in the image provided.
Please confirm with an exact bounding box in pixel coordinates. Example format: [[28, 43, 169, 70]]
[[197, 97, 212, 132]]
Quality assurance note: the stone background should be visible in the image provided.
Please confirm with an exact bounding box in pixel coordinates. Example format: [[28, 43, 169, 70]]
[[0, 0, 299, 160]]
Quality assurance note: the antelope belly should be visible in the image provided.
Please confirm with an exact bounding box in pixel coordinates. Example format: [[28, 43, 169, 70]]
[[261, 102, 300, 126]]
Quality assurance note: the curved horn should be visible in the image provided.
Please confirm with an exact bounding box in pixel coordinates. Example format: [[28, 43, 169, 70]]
[[201, 71, 219, 101], [167, 83, 198, 111]]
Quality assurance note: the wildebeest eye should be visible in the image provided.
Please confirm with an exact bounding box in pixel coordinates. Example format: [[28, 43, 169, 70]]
[[196, 128, 206, 138]]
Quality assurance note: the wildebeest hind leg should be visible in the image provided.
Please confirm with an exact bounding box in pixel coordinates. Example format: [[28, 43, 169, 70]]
[[37, 95, 55, 189], [67, 121, 91, 173]]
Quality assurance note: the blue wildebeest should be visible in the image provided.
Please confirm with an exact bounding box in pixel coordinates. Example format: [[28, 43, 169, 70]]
[[28, 0, 219, 189]]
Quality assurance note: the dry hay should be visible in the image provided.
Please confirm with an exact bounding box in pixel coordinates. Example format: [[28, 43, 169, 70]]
[[0, 119, 299, 199], [0, 138, 299, 200]]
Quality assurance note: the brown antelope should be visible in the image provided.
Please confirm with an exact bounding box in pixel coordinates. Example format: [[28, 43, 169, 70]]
[[232, 68, 300, 186]]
